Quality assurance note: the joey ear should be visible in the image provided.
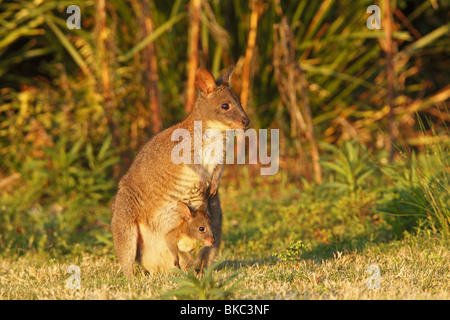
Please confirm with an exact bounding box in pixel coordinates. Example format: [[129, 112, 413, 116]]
[[177, 201, 192, 221], [196, 69, 216, 97], [219, 66, 235, 87]]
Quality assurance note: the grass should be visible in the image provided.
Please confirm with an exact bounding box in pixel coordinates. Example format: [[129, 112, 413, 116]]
[[1, 232, 449, 299], [1, 158, 450, 300]]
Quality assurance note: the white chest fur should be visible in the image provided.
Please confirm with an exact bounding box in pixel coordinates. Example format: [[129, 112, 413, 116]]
[[201, 128, 226, 175]]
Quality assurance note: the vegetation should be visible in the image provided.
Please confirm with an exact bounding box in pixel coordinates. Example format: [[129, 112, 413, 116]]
[[0, 0, 449, 299]]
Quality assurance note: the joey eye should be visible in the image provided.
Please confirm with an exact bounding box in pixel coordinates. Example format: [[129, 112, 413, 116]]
[[221, 103, 230, 111], [199, 227, 205, 232]]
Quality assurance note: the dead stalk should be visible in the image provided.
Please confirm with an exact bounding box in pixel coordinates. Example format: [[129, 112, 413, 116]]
[[273, 15, 322, 184], [185, 0, 201, 113], [142, 0, 162, 134], [383, 0, 397, 162]]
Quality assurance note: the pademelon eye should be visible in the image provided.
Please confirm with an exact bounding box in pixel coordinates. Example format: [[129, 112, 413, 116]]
[[199, 227, 205, 232], [221, 103, 230, 111]]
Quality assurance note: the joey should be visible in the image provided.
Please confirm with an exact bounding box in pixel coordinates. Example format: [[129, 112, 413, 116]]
[[165, 201, 214, 269]]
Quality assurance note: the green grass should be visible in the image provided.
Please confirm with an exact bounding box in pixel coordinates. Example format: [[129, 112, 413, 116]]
[[1, 226, 449, 300]]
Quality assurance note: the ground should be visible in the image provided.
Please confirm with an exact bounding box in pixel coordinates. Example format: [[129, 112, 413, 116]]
[[1, 173, 449, 299]]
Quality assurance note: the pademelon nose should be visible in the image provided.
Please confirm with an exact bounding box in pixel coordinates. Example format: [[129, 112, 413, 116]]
[[205, 238, 215, 246], [242, 118, 250, 127]]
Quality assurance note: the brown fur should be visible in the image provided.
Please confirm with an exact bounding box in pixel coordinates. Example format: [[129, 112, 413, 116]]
[[111, 67, 249, 277]]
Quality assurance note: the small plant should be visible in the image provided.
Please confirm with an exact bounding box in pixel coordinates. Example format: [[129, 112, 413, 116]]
[[377, 113, 450, 236], [378, 150, 450, 236], [160, 252, 246, 300], [273, 240, 309, 262], [320, 140, 378, 198]]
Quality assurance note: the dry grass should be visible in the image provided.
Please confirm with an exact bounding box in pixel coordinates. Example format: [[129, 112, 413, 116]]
[[1, 234, 449, 300]]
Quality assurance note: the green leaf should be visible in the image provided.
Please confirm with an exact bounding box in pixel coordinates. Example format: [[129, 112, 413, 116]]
[[44, 14, 91, 77], [97, 134, 112, 161], [320, 161, 347, 177], [120, 12, 186, 62]]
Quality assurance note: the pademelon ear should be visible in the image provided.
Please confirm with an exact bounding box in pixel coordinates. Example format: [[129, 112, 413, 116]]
[[195, 69, 217, 97], [177, 201, 192, 222], [217, 65, 234, 87]]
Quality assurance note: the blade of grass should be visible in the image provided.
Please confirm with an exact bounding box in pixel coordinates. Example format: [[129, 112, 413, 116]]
[[120, 12, 186, 62], [44, 14, 91, 77]]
